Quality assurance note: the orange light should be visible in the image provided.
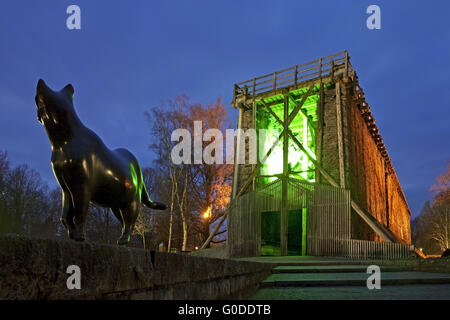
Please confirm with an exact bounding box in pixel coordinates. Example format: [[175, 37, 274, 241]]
[[203, 206, 211, 220]]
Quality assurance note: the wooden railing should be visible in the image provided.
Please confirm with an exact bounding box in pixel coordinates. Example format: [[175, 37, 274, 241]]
[[347, 239, 414, 260], [233, 51, 352, 102], [308, 237, 415, 260]]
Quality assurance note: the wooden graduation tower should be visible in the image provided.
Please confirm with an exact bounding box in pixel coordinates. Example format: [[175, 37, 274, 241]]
[[227, 51, 412, 258]]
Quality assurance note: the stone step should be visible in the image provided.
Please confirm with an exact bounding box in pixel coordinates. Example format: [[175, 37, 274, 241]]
[[252, 284, 450, 300], [273, 265, 408, 273], [273, 261, 370, 266], [261, 272, 450, 287]]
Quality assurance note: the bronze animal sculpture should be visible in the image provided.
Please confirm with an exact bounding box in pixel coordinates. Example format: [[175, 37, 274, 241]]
[[35, 79, 166, 245]]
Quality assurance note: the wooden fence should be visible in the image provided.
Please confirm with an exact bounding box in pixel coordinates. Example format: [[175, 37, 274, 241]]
[[309, 238, 415, 260], [227, 178, 414, 259], [233, 51, 354, 102]]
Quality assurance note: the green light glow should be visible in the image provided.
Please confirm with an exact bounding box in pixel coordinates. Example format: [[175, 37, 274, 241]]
[[129, 163, 142, 201], [257, 85, 322, 185]]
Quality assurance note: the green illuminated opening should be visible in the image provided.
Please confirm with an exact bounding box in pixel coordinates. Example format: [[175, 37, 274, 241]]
[[256, 84, 331, 186]]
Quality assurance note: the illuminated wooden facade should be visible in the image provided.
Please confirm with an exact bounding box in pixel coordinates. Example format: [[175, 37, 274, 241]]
[[227, 51, 412, 258]]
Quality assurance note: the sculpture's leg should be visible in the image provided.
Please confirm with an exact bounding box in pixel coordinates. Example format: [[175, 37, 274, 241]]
[[117, 201, 139, 246], [71, 189, 90, 242], [111, 207, 124, 234], [61, 190, 76, 239]]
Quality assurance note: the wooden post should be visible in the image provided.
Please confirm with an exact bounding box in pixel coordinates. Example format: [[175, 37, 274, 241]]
[[301, 195, 307, 256], [252, 78, 256, 97], [317, 82, 324, 184], [344, 51, 348, 78], [294, 65, 298, 85], [231, 106, 243, 199], [336, 81, 346, 188], [331, 59, 335, 80], [273, 72, 276, 90], [318, 58, 322, 78], [281, 94, 289, 256], [252, 100, 256, 191]]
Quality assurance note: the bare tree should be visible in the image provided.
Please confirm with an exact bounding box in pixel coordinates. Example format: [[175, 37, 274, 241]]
[[188, 98, 233, 248], [0, 150, 64, 238], [145, 97, 233, 251], [3, 164, 49, 235], [0, 150, 10, 233], [413, 163, 450, 254], [431, 161, 449, 206], [428, 204, 450, 251], [38, 188, 64, 238], [146, 96, 192, 252]]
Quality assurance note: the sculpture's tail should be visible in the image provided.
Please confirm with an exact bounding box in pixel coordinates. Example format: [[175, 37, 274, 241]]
[[141, 184, 167, 210]]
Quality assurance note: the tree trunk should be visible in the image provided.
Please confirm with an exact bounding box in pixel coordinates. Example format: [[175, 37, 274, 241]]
[[167, 164, 177, 253], [180, 168, 189, 251]]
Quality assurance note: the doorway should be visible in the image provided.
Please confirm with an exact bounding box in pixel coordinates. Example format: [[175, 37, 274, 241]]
[[260, 209, 303, 256]]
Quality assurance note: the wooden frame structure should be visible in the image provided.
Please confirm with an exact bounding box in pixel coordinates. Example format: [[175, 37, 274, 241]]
[[202, 51, 411, 257]]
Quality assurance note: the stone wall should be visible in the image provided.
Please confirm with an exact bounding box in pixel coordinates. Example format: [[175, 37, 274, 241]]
[[0, 235, 274, 300], [188, 245, 228, 259]]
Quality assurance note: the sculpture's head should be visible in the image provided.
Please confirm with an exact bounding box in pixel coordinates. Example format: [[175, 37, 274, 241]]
[[35, 79, 75, 126]]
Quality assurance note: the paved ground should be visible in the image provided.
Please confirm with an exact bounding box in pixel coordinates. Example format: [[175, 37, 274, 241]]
[[245, 256, 450, 300], [237, 256, 388, 266], [272, 265, 409, 273], [263, 271, 450, 286]]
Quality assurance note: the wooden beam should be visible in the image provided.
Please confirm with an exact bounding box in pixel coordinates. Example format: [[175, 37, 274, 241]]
[[287, 94, 316, 131], [336, 81, 346, 188], [317, 82, 325, 184], [287, 86, 314, 125], [252, 100, 256, 191], [256, 174, 282, 178], [281, 95, 289, 256], [287, 130, 339, 188], [259, 99, 284, 127], [350, 202, 397, 243], [231, 107, 243, 198], [260, 96, 339, 189]]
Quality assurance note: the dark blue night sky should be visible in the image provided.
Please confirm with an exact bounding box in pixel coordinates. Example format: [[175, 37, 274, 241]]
[[0, 1, 449, 218]]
